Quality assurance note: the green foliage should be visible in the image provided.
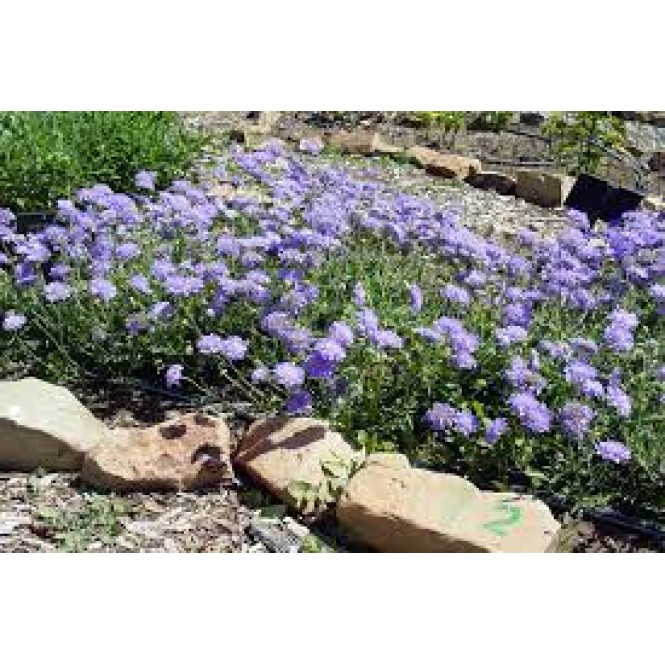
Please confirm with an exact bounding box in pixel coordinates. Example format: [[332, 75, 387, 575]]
[[287, 450, 366, 513], [543, 112, 627, 175], [36, 495, 128, 552], [299, 534, 325, 553], [473, 111, 515, 132], [0, 112, 207, 212], [411, 111, 466, 133]]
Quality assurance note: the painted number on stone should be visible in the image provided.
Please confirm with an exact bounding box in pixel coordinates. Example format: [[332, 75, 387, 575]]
[[482, 499, 522, 536]]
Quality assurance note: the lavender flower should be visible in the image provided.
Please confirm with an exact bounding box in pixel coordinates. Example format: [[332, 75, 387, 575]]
[[605, 385, 632, 417], [285, 389, 313, 415], [441, 284, 471, 306], [559, 402, 595, 440], [165, 364, 183, 388], [353, 282, 367, 307], [496, 325, 528, 347], [328, 321, 354, 347], [89, 278, 117, 302], [44, 282, 72, 303], [135, 170, 157, 190], [485, 418, 508, 445], [408, 284, 424, 313], [273, 362, 305, 389], [130, 274, 152, 294], [508, 392, 552, 433], [424, 402, 458, 431], [2, 312, 26, 332], [594, 440, 631, 464]]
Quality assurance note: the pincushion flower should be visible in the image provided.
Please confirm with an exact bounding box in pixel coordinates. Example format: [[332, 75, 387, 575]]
[[559, 402, 595, 440], [285, 389, 313, 415], [485, 418, 508, 445], [273, 362, 305, 389], [408, 284, 424, 313], [165, 364, 183, 388], [328, 321, 354, 347], [595, 440, 631, 464], [605, 385, 632, 417], [89, 278, 117, 302], [508, 392, 552, 433], [44, 282, 72, 303], [2, 312, 26, 331]]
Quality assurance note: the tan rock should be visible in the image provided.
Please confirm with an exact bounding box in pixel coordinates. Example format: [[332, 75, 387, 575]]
[[364, 452, 410, 470], [233, 416, 355, 513], [466, 170, 516, 195], [406, 146, 482, 179], [336, 460, 560, 553], [515, 170, 575, 208], [0, 378, 111, 471], [328, 131, 401, 157], [447, 492, 562, 553], [642, 195, 665, 212], [81, 412, 234, 492]]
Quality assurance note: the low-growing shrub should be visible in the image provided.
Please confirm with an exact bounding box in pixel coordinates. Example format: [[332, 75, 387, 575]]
[[0, 112, 207, 213], [543, 111, 628, 176], [411, 111, 466, 133], [0, 141, 663, 520], [471, 111, 515, 132]]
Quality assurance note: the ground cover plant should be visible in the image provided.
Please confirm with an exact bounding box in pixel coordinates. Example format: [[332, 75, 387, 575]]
[[0, 112, 207, 213], [0, 140, 663, 521]]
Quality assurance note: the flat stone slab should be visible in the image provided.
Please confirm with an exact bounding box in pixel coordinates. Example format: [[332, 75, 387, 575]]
[[406, 146, 482, 180], [337, 454, 560, 552], [0, 378, 112, 471], [515, 170, 575, 208]]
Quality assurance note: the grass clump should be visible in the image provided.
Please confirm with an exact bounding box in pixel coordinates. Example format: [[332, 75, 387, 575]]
[[0, 112, 207, 213]]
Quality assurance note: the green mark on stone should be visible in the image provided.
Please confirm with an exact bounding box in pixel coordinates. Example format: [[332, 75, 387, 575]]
[[482, 499, 523, 536]]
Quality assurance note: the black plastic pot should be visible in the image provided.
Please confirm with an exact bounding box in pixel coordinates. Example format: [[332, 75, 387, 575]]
[[564, 173, 644, 223]]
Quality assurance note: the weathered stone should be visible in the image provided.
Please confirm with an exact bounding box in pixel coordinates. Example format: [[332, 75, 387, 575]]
[[406, 146, 482, 179], [0, 378, 112, 471], [328, 131, 402, 157], [233, 416, 355, 513], [337, 460, 560, 553], [81, 412, 234, 492], [642, 195, 665, 213], [519, 112, 549, 127], [515, 170, 575, 208], [648, 151, 665, 172], [466, 170, 517, 195], [364, 452, 410, 470]]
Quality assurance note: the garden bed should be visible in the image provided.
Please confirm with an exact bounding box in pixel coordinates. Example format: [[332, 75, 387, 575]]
[[1, 123, 664, 550]]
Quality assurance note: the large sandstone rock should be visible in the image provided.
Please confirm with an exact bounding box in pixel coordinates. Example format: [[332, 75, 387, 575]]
[[466, 170, 517, 195], [0, 378, 111, 471], [337, 454, 560, 553], [406, 146, 482, 179], [233, 416, 355, 513], [329, 131, 402, 156], [515, 170, 575, 208], [81, 413, 234, 492]]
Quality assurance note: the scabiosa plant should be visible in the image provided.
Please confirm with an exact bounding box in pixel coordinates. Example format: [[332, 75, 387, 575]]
[[0, 142, 662, 521]]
